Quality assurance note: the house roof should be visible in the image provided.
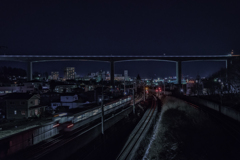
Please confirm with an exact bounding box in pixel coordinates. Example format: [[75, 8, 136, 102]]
[[41, 92, 59, 95], [26, 80, 42, 83], [60, 93, 77, 96], [29, 105, 44, 109], [5, 93, 40, 100]]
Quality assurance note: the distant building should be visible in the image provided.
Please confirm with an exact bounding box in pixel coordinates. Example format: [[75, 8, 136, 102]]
[[51, 93, 85, 110], [124, 70, 129, 81], [114, 74, 122, 77], [40, 92, 60, 106], [0, 85, 35, 96], [90, 73, 96, 77], [96, 70, 106, 82], [64, 67, 75, 80], [106, 71, 110, 76], [51, 71, 59, 80], [54, 84, 78, 93], [24, 80, 42, 89], [124, 70, 128, 77], [106, 73, 125, 81]]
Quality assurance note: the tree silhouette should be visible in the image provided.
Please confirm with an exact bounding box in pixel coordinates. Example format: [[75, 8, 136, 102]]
[[137, 74, 141, 80], [49, 80, 57, 92]]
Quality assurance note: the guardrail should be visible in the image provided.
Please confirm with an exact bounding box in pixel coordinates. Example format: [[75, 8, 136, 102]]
[[177, 95, 240, 123]]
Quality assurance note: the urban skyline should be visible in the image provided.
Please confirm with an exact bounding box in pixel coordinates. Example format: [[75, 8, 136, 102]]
[[0, 0, 239, 80], [1, 1, 240, 159]]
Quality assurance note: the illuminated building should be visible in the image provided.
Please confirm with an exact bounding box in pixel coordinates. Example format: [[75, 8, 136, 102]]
[[51, 71, 59, 80], [124, 70, 129, 81], [64, 67, 75, 80]]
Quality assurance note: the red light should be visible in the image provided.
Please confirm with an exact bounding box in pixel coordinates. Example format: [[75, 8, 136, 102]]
[[155, 90, 158, 92], [53, 124, 59, 128], [67, 124, 74, 128]]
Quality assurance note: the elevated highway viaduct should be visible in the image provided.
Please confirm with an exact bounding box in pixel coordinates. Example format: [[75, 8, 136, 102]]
[[0, 54, 239, 89]]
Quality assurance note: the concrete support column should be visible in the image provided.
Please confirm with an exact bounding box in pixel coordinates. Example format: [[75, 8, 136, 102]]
[[27, 61, 32, 81], [110, 61, 115, 86], [176, 61, 182, 86], [226, 59, 231, 81]]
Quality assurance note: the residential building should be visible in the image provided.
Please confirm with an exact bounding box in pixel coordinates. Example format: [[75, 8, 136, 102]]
[[23, 80, 42, 89], [54, 84, 78, 93], [51, 71, 59, 80], [0, 85, 35, 96], [40, 92, 60, 106], [5, 93, 45, 119], [64, 67, 75, 80], [51, 93, 85, 110]]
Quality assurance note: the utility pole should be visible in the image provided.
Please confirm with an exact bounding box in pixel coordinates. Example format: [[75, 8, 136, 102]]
[[124, 79, 126, 95], [164, 80, 165, 95], [101, 79, 104, 134], [143, 84, 146, 101], [133, 88, 135, 115], [135, 80, 137, 92]]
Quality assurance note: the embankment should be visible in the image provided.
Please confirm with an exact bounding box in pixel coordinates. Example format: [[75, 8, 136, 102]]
[[143, 96, 239, 160]]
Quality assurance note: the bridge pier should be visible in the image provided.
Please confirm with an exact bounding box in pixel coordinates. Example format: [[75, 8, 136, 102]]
[[226, 58, 231, 81], [27, 61, 32, 81], [176, 61, 182, 90], [110, 61, 115, 86]]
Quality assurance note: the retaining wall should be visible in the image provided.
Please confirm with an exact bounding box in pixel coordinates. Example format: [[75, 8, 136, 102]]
[[180, 96, 240, 123], [0, 121, 58, 159]]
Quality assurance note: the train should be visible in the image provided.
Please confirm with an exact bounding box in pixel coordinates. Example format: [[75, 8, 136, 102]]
[[52, 96, 132, 132]]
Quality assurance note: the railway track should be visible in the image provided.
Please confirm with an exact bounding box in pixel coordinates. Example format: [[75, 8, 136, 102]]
[[4, 96, 142, 160], [8, 104, 134, 160], [185, 100, 240, 143], [116, 95, 157, 160]]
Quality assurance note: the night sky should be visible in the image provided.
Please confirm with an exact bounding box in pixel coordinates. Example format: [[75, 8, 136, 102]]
[[0, 0, 239, 78]]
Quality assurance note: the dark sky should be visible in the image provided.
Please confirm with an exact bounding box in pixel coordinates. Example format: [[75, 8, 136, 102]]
[[0, 0, 239, 78]]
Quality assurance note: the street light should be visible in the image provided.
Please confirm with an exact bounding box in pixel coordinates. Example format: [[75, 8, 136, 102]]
[[101, 79, 104, 135]]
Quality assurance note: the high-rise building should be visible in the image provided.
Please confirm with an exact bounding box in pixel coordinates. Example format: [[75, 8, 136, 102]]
[[124, 70, 129, 81], [64, 67, 75, 80], [124, 70, 128, 77], [51, 71, 59, 80]]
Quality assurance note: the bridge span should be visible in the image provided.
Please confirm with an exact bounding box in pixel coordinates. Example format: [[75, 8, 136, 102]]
[[0, 54, 239, 87]]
